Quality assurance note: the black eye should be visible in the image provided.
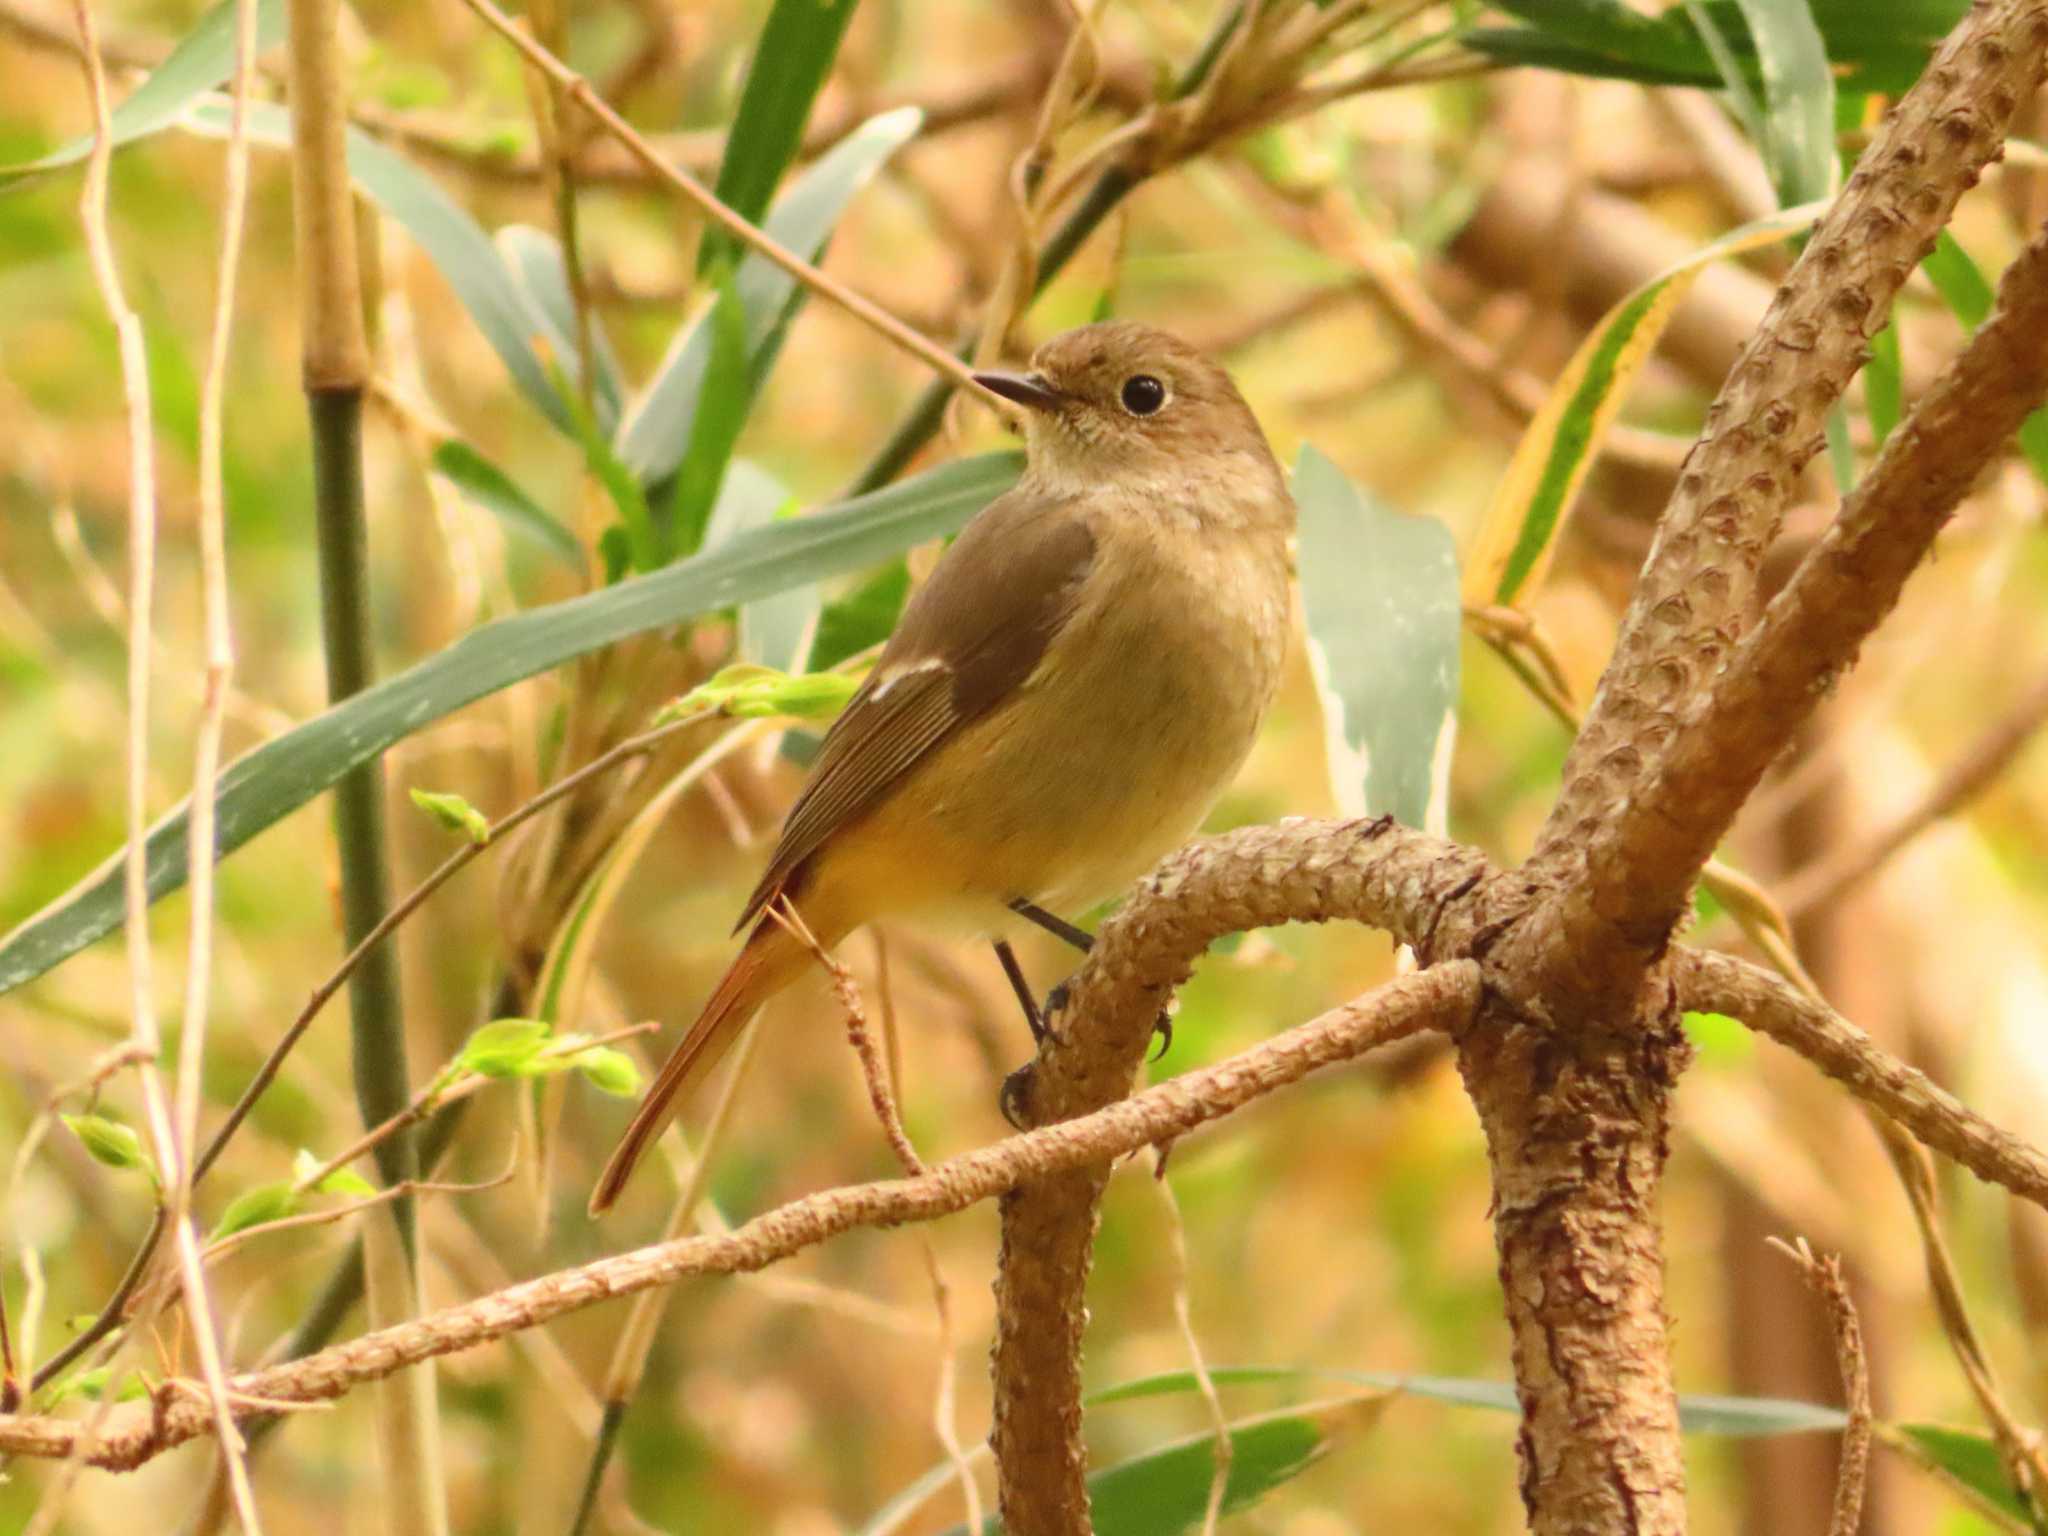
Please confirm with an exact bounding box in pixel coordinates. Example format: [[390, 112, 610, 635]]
[[1120, 374, 1166, 416]]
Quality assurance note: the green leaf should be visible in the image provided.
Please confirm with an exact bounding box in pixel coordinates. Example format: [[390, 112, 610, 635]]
[[0, 451, 1020, 997], [496, 224, 625, 436], [294, 1148, 377, 1198], [806, 560, 911, 674], [42, 1365, 149, 1406], [1865, 313, 1903, 450], [457, 1018, 554, 1078], [573, 1046, 643, 1098], [1084, 1365, 1849, 1436], [707, 462, 816, 669], [665, 273, 751, 559], [1294, 446, 1460, 830], [180, 100, 568, 434], [618, 108, 923, 491], [929, 1405, 1359, 1536], [207, 1181, 299, 1242], [61, 1112, 151, 1179], [1681, 1009, 1756, 1066], [408, 787, 491, 845], [1900, 1424, 2034, 1522], [553, 359, 659, 571], [1718, 0, 1834, 207], [429, 441, 583, 569], [1921, 232, 2048, 486], [696, 0, 862, 276], [666, 664, 859, 722], [0, 0, 287, 182]]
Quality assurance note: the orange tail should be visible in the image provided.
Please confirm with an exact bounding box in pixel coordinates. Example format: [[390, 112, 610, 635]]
[[588, 919, 805, 1215]]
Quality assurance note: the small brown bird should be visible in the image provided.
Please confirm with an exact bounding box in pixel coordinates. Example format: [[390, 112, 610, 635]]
[[590, 321, 1296, 1213]]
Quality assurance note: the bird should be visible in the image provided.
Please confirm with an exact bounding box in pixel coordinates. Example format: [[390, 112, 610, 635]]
[[589, 320, 1297, 1214]]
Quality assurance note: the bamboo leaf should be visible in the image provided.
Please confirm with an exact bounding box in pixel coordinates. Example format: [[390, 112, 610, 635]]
[[1294, 446, 1460, 830], [1897, 1423, 2033, 1522], [1717, 0, 1835, 207], [429, 441, 583, 570], [1920, 231, 2048, 485], [180, 99, 568, 433], [1462, 203, 1823, 609], [696, 0, 862, 276], [618, 108, 923, 491], [496, 224, 626, 437], [0, 0, 287, 182], [207, 1182, 300, 1243], [0, 453, 1021, 996], [665, 273, 750, 559]]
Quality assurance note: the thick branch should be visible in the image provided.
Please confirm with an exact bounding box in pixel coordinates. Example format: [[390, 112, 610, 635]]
[[1677, 948, 2048, 1208], [0, 962, 1476, 1472], [991, 816, 1485, 1533], [1541, 207, 2048, 1010], [1529, 0, 2048, 1001]]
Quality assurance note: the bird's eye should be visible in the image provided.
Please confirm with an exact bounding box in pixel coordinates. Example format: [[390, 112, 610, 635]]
[[1119, 374, 1167, 416]]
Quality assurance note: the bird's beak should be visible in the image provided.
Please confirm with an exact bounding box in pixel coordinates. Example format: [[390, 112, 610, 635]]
[[973, 369, 1065, 413]]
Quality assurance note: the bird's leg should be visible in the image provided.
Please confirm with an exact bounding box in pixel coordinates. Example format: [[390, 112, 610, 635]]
[[992, 939, 1046, 1043], [1007, 898, 1094, 953], [1004, 898, 1173, 1061]]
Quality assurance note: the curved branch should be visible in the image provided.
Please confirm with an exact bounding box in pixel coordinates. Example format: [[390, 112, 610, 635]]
[[1525, 0, 2048, 1011], [0, 962, 1477, 1473], [991, 816, 1486, 1532], [1677, 947, 2048, 1207]]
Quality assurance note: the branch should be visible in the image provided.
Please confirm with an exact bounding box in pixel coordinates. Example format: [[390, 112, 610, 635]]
[[1525, 0, 2048, 1007], [1782, 665, 2048, 916], [0, 962, 1477, 1471], [1676, 948, 2048, 1208], [991, 816, 1485, 1532], [1531, 156, 2048, 1017], [1769, 1239, 1871, 1536]]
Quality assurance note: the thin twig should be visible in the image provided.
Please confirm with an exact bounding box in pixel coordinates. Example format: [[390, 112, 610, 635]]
[[67, 0, 260, 1524], [1782, 667, 2048, 917], [0, 963, 1474, 1469], [1767, 1238, 1871, 1536], [768, 897, 924, 1177], [1153, 1157, 1231, 1536], [453, 0, 1000, 404]]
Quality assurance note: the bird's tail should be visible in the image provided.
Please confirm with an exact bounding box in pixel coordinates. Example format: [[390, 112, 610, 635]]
[[588, 916, 807, 1215]]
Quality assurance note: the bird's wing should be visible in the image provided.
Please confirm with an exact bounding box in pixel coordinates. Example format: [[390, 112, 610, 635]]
[[735, 490, 1096, 930]]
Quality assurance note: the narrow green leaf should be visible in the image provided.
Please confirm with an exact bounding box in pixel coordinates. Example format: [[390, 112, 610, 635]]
[[1294, 446, 1460, 830], [1085, 1365, 1849, 1436], [666, 274, 751, 559], [573, 1047, 642, 1098], [1900, 1423, 2033, 1522], [706, 462, 816, 670], [930, 1406, 1358, 1536], [553, 359, 659, 571], [0, 452, 1021, 996], [1483, 0, 1708, 78], [408, 787, 491, 845], [496, 224, 625, 435], [457, 1018, 554, 1078], [61, 1112, 150, 1176], [181, 100, 567, 434], [0, 0, 287, 182], [1720, 0, 1834, 207], [294, 1148, 376, 1198], [696, 0, 862, 276], [805, 560, 911, 674], [208, 1182, 300, 1242], [1865, 313, 1903, 449], [429, 441, 583, 569], [1921, 232, 2048, 486], [618, 108, 923, 490]]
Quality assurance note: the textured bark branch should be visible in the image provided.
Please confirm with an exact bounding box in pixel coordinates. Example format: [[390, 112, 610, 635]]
[[1528, 0, 2048, 1008], [1543, 205, 2048, 1012], [0, 961, 1476, 1473], [988, 817, 1484, 1533], [1677, 948, 2048, 1209]]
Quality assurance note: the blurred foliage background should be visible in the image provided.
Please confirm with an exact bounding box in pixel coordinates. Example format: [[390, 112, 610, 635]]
[[3, 0, 2048, 1531]]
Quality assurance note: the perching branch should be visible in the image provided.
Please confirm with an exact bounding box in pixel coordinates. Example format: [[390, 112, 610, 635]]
[[1524, 0, 2048, 1015], [0, 962, 1476, 1472]]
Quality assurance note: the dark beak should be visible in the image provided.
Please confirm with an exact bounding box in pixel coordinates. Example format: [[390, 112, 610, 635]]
[[972, 369, 1065, 413]]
